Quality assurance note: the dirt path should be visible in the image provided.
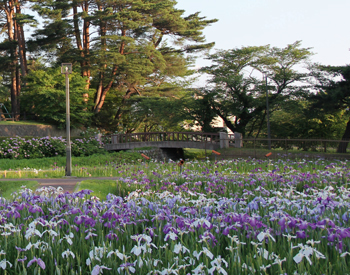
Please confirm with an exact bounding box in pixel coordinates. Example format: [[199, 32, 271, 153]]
[[1, 177, 115, 193]]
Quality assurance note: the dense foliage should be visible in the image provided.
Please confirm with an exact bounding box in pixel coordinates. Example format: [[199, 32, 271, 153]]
[[20, 68, 94, 128], [0, 136, 104, 159], [309, 65, 350, 152], [0, 0, 217, 132], [194, 42, 312, 136]]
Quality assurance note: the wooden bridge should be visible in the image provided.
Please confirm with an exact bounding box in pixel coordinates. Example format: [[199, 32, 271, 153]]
[[103, 132, 236, 151]]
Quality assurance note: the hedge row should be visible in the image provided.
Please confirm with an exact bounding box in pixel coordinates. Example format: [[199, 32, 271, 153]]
[[0, 136, 104, 159]]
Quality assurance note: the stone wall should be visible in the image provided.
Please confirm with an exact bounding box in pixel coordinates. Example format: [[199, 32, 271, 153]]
[[0, 125, 82, 137]]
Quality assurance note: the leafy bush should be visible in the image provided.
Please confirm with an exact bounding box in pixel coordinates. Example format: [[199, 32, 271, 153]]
[[71, 137, 104, 157], [0, 136, 105, 159], [79, 127, 106, 138], [21, 68, 94, 128]]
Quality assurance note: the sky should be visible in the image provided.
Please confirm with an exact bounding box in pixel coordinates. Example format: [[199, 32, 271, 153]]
[[176, 0, 350, 77]]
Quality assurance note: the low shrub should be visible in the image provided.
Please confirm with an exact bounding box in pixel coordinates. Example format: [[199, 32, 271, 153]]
[[0, 136, 105, 159]]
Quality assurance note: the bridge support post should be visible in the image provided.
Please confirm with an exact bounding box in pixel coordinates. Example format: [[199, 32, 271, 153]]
[[234, 132, 243, 148], [220, 132, 229, 149]]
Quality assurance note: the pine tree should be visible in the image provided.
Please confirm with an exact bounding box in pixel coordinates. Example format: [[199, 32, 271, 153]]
[[0, 0, 34, 119], [28, 0, 217, 125]]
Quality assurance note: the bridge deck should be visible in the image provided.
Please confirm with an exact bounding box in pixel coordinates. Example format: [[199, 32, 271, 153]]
[[105, 141, 221, 150], [103, 132, 228, 151]]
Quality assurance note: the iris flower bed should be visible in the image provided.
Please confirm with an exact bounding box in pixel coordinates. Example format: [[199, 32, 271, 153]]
[[0, 158, 350, 274]]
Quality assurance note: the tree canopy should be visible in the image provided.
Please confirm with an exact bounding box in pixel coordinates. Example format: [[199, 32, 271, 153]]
[[0, 0, 217, 131], [28, 0, 217, 115], [0, 0, 348, 152], [194, 41, 313, 136], [309, 65, 350, 152], [21, 68, 94, 128]]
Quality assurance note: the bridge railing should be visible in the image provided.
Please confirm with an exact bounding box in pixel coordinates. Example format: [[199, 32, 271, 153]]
[[103, 132, 221, 145]]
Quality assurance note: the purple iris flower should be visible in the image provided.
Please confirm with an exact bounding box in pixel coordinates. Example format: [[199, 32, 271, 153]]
[[28, 205, 43, 214], [119, 262, 134, 268], [104, 221, 112, 228], [74, 215, 84, 225], [175, 217, 186, 230], [288, 218, 297, 229], [318, 218, 335, 228], [296, 230, 307, 239], [248, 201, 259, 211], [72, 225, 79, 232], [222, 227, 230, 236], [106, 232, 118, 240], [298, 221, 309, 230], [75, 214, 96, 227], [337, 241, 343, 252], [70, 208, 82, 215], [163, 224, 178, 235], [88, 209, 98, 217], [18, 256, 27, 262], [327, 233, 338, 242], [337, 228, 350, 239], [342, 213, 348, 222], [143, 227, 156, 237], [102, 211, 118, 220], [85, 232, 98, 240], [278, 217, 287, 231], [27, 257, 46, 270], [15, 203, 26, 211], [15, 246, 26, 252], [200, 232, 217, 246], [8, 210, 21, 219]]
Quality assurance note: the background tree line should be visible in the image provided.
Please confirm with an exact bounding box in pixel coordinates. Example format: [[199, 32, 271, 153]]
[[188, 41, 350, 152], [0, 0, 349, 152], [0, 0, 217, 127]]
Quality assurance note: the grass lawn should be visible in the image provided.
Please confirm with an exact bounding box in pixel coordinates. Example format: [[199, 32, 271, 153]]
[[0, 151, 140, 171], [78, 179, 139, 200], [1, 146, 348, 180], [0, 180, 38, 199], [184, 148, 208, 159], [0, 120, 51, 125]]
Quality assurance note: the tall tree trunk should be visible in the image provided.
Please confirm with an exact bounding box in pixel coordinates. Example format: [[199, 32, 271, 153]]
[[14, 7, 25, 120], [247, 116, 259, 137], [94, 71, 118, 113], [10, 69, 17, 119], [15, 64, 20, 120], [83, 1, 90, 83], [94, 85, 108, 113], [94, 4, 107, 113], [256, 112, 267, 138], [94, 22, 126, 113], [114, 87, 139, 120], [217, 112, 236, 134], [16, 4, 27, 79], [4, 0, 20, 120], [73, 2, 91, 92], [337, 117, 350, 153], [94, 66, 120, 113]]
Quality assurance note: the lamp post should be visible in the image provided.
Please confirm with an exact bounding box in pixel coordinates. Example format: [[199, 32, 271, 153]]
[[265, 74, 271, 150], [61, 63, 73, 176]]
